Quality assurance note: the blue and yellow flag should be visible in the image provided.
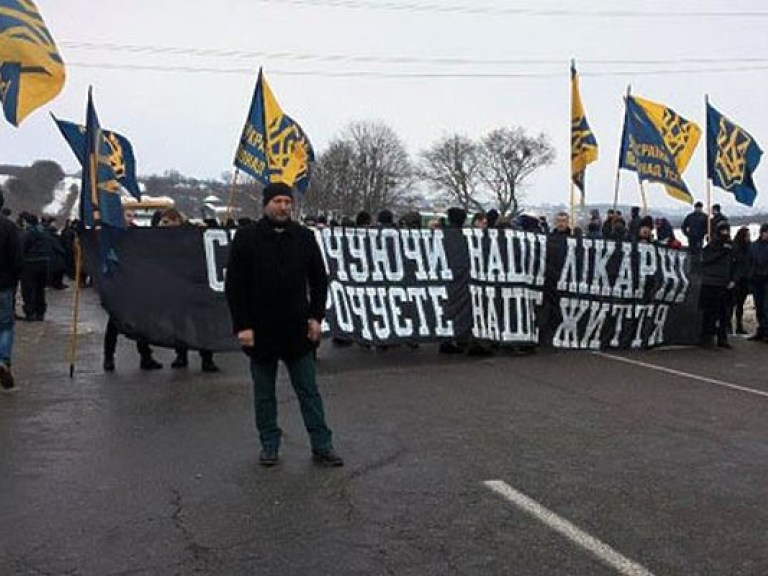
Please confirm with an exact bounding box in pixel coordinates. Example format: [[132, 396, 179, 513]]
[[0, 0, 64, 126], [52, 114, 141, 200], [706, 101, 762, 207], [234, 69, 314, 193], [570, 62, 598, 199], [620, 95, 700, 204], [80, 89, 126, 229]]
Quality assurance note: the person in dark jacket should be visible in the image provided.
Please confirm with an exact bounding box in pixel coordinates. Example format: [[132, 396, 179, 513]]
[[549, 212, 571, 239], [748, 223, 768, 341], [730, 227, 751, 335], [20, 214, 52, 321], [0, 192, 24, 389], [225, 182, 342, 468], [103, 211, 162, 372], [682, 201, 708, 253], [60, 219, 77, 280], [710, 204, 728, 235], [157, 209, 220, 372], [699, 221, 735, 348], [627, 206, 642, 240], [43, 217, 67, 290]]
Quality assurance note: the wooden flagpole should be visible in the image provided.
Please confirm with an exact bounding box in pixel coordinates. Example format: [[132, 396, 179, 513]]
[[68, 235, 83, 378], [705, 94, 713, 241], [69, 112, 101, 378]]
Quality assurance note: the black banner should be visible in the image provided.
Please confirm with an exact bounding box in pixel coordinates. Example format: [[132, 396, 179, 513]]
[[84, 227, 700, 352]]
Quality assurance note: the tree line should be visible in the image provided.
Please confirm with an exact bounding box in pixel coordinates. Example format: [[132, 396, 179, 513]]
[[303, 120, 555, 217], [0, 121, 555, 221]]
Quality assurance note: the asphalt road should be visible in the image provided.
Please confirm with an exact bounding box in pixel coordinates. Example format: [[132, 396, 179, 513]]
[[1, 287, 767, 575]]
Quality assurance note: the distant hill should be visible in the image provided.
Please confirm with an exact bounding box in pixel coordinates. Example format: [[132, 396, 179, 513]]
[[0, 163, 263, 222]]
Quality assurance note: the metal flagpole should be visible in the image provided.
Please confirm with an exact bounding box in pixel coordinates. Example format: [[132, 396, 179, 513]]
[[611, 169, 621, 210], [225, 168, 240, 223], [613, 85, 632, 209], [569, 182, 576, 233], [640, 180, 649, 216]]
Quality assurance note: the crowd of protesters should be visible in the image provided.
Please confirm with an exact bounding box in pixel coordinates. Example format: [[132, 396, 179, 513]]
[[299, 201, 768, 352], [3, 189, 768, 390]]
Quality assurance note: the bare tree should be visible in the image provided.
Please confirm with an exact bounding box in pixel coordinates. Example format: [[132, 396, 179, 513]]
[[304, 120, 414, 217], [419, 134, 486, 212], [478, 127, 555, 217]]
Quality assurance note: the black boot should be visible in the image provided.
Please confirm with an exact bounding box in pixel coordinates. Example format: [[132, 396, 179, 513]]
[[140, 357, 163, 370], [171, 353, 188, 369], [103, 356, 115, 372], [201, 358, 220, 373]]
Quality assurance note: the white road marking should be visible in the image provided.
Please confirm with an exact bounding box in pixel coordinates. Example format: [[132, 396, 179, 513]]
[[593, 351, 768, 399], [483, 480, 656, 576]]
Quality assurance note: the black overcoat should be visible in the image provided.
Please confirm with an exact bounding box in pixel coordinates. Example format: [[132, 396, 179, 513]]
[[225, 218, 327, 361]]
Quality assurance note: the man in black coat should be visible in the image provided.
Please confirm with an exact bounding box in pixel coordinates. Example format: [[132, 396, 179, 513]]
[[225, 182, 342, 467], [682, 201, 708, 254], [699, 221, 735, 348]]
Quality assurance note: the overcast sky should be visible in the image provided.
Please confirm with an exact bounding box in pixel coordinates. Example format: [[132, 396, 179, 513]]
[[3, 0, 768, 211]]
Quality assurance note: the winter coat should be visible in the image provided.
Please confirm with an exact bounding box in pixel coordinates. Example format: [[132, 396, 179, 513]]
[[0, 217, 24, 290], [732, 243, 750, 282], [701, 240, 733, 287], [22, 224, 54, 263], [748, 239, 768, 280], [682, 211, 708, 242], [225, 217, 327, 362]]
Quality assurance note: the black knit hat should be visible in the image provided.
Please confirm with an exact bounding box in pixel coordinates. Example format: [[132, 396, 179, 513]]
[[262, 182, 293, 206]]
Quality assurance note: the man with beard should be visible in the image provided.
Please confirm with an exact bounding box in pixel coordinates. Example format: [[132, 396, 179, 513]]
[[225, 183, 342, 467]]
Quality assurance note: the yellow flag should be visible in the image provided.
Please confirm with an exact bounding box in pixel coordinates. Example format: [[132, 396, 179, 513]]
[[570, 63, 598, 195], [261, 73, 314, 190], [0, 0, 65, 126], [633, 96, 701, 173]]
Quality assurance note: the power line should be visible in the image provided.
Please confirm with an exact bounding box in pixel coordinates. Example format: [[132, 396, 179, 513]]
[[67, 61, 768, 79], [250, 0, 768, 18], [60, 41, 768, 69]]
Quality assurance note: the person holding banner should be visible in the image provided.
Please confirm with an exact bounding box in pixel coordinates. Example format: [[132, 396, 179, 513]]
[[225, 182, 342, 468]]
